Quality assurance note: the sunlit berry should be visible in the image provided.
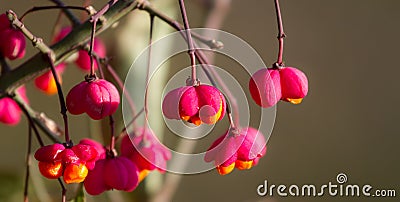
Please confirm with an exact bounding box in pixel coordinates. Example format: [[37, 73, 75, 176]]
[[38, 161, 63, 179], [162, 84, 226, 125], [63, 163, 89, 184], [204, 127, 267, 175], [34, 142, 99, 184], [34, 63, 66, 95], [66, 79, 120, 120]]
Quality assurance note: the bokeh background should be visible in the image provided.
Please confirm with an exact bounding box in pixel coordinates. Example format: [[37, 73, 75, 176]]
[[0, 0, 399, 202]]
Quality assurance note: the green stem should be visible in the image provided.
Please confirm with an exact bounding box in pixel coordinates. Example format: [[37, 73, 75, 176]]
[[0, 0, 140, 95]]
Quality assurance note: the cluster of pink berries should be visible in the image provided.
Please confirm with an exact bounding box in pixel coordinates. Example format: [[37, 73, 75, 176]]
[[34, 141, 100, 184], [33, 132, 171, 196], [160, 64, 308, 176]]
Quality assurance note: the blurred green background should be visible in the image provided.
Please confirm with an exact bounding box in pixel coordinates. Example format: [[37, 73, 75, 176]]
[[0, 0, 399, 202]]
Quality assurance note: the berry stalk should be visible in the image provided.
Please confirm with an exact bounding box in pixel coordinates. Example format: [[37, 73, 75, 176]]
[[143, 14, 155, 130], [23, 122, 33, 202], [274, 0, 286, 67], [178, 0, 198, 85], [46, 53, 70, 144]]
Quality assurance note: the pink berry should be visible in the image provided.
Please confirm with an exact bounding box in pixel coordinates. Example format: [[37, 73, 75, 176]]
[[120, 127, 171, 174], [34, 143, 65, 162], [279, 67, 308, 103], [52, 26, 72, 44], [0, 86, 28, 125], [249, 68, 281, 108], [83, 160, 110, 195], [84, 156, 139, 195], [204, 127, 267, 175], [162, 84, 226, 125], [0, 14, 26, 60], [34, 63, 66, 95], [75, 38, 106, 71], [0, 14, 10, 31], [249, 66, 308, 107], [66, 79, 120, 120]]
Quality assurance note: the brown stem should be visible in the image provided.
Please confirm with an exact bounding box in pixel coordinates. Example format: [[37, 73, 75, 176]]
[[51, 11, 64, 43], [57, 178, 66, 202], [138, 1, 224, 50], [50, 0, 81, 26], [109, 116, 116, 152], [89, 19, 98, 77], [0, 56, 11, 74], [120, 108, 144, 135], [46, 54, 70, 144], [178, 0, 197, 85], [274, 0, 286, 67], [143, 14, 155, 130], [19, 6, 91, 21], [23, 122, 33, 202], [19, 101, 45, 147], [14, 94, 63, 143], [138, 2, 240, 126]]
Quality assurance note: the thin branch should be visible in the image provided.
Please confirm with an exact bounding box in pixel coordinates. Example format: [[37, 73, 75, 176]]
[[273, 0, 286, 67], [23, 122, 33, 202], [20, 6, 91, 21], [105, 63, 137, 118], [138, 1, 224, 50], [109, 115, 116, 153], [88, 19, 98, 77], [18, 99, 45, 147], [143, 14, 155, 130], [14, 94, 63, 143], [46, 54, 70, 144], [178, 0, 198, 85], [0, 56, 11, 74], [50, 0, 81, 26], [115, 107, 144, 143], [57, 178, 66, 202]]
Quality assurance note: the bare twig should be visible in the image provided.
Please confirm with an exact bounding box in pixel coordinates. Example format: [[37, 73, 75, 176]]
[[138, 1, 223, 50], [23, 122, 33, 202], [14, 95, 63, 143], [50, 0, 81, 26], [45, 54, 70, 144], [20, 6, 91, 21]]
